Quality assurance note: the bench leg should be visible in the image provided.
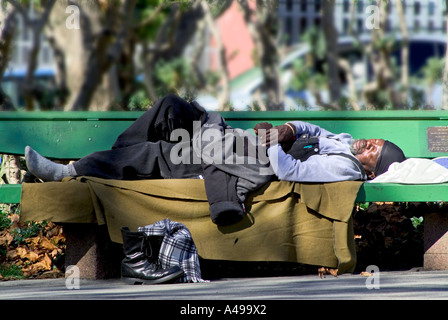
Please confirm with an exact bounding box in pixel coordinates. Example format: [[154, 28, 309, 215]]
[[424, 212, 448, 270], [63, 224, 123, 279]]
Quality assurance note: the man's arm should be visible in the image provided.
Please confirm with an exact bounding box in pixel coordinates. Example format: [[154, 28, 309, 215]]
[[288, 121, 335, 138], [268, 143, 363, 182]]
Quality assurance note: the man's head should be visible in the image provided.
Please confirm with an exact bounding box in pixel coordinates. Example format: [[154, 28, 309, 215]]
[[351, 139, 406, 179]]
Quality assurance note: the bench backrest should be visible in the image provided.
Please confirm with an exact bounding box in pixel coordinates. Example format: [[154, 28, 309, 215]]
[[1, 110, 448, 160]]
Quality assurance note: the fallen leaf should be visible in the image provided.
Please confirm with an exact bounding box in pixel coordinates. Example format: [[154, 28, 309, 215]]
[[0, 231, 13, 246], [9, 213, 20, 229], [36, 254, 52, 271], [46, 225, 61, 238], [26, 236, 41, 247], [39, 237, 57, 251], [50, 234, 65, 245], [318, 267, 338, 279], [15, 246, 40, 262], [6, 249, 18, 260]]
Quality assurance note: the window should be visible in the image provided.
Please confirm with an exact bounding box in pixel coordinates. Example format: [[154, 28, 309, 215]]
[[414, 1, 420, 15], [300, 0, 307, 12], [315, 0, 321, 12], [343, 0, 350, 13], [428, 1, 435, 16], [357, 0, 364, 14]]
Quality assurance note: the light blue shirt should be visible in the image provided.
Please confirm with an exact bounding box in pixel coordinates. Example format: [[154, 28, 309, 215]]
[[267, 121, 366, 182]]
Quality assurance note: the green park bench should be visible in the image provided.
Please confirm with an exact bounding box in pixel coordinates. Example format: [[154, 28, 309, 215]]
[[1, 110, 448, 276]]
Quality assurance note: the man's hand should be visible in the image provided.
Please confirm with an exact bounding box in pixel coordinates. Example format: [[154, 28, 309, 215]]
[[254, 122, 296, 147], [253, 122, 273, 135]]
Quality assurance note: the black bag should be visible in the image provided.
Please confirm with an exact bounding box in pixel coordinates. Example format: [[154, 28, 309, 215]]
[[285, 134, 320, 161]]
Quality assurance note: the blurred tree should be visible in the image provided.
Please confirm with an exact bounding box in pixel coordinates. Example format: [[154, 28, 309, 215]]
[[2, 0, 57, 111], [346, 0, 405, 110], [443, 0, 448, 110], [198, 0, 230, 110], [421, 57, 444, 107], [362, 0, 402, 109], [395, 0, 409, 105], [237, 0, 283, 110], [0, 0, 232, 111], [322, 0, 341, 107], [0, 3, 17, 111]]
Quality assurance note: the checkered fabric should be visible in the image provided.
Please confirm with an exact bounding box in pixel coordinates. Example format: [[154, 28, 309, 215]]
[[138, 219, 206, 283]]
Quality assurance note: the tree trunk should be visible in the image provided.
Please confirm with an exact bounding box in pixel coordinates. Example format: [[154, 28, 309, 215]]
[[200, 0, 230, 110], [70, 0, 138, 111], [238, 0, 283, 110], [396, 0, 410, 106], [443, 0, 448, 110], [0, 5, 17, 110], [322, 0, 341, 107], [18, 0, 57, 110], [141, 0, 204, 103], [362, 0, 402, 109]]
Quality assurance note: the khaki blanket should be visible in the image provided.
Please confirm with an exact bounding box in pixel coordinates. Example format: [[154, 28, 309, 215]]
[[21, 177, 362, 273]]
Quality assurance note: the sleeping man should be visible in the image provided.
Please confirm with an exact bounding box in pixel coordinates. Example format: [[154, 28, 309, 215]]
[[24, 94, 406, 225]]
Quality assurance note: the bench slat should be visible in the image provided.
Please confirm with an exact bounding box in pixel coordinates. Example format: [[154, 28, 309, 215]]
[[0, 184, 22, 204], [2, 110, 447, 159], [2, 182, 448, 205]]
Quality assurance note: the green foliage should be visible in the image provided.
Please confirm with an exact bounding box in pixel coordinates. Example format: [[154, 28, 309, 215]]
[[0, 263, 24, 279], [128, 90, 151, 111], [290, 59, 326, 92], [134, 0, 167, 39], [356, 202, 370, 211], [153, 58, 199, 101], [420, 57, 445, 85], [300, 27, 326, 61], [1, 204, 46, 245], [0, 208, 12, 230], [11, 221, 47, 245], [410, 216, 424, 229]]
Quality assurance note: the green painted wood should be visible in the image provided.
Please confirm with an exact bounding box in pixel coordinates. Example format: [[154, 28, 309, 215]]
[[0, 184, 22, 203], [356, 183, 448, 202], [2, 110, 448, 204], [2, 110, 448, 159], [2, 181, 448, 205]]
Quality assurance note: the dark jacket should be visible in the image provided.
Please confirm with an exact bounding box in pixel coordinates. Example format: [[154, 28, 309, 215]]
[[112, 94, 272, 225]]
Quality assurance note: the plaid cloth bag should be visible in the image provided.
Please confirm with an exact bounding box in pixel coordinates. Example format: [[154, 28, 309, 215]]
[[138, 219, 206, 283]]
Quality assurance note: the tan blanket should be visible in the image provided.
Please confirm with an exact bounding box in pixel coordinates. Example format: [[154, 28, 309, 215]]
[[21, 177, 362, 273]]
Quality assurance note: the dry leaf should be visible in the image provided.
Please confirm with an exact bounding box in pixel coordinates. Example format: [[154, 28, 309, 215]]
[[318, 267, 338, 279], [46, 225, 61, 238], [50, 234, 65, 245], [26, 236, 41, 247], [6, 249, 18, 260], [15, 246, 40, 262], [0, 231, 13, 246], [35, 254, 52, 271], [39, 237, 57, 251]]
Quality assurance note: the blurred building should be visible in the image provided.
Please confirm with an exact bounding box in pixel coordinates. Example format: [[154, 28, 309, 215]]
[[278, 0, 447, 44], [276, 0, 447, 108], [3, 1, 448, 110]]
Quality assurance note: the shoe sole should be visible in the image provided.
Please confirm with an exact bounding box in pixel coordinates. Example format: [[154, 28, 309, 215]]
[[122, 269, 184, 285]]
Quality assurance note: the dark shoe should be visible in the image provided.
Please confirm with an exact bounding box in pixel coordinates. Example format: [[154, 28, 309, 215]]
[[120, 227, 184, 284], [121, 252, 184, 284]]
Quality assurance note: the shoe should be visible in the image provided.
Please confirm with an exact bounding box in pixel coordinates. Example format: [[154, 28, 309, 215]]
[[120, 227, 184, 284]]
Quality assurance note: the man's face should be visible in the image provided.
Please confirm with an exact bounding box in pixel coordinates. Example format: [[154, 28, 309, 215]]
[[351, 139, 385, 178]]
